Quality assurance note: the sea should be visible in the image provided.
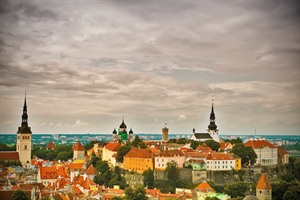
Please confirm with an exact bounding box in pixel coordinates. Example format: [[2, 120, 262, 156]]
[[0, 133, 299, 147]]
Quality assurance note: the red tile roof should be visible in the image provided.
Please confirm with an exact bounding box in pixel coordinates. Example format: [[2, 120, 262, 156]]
[[104, 142, 121, 152], [244, 139, 276, 149], [149, 147, 161, 155], [206, 153, 234, 160], [196, 145, 213, 152], [0, 152, 19, 160], [39, 166, 66, 180], [73, 142, 85, 151], [219, 142, 233, 149], [256, 173, 272, 190], [46, 141, 55, 149], [80, 176, 96, 189], [124, 148, 153, 158], [184, 151, 208, 159], [278, 146, 288, 157], [195, 181, 215, 193], [68, 163, 84, 170], [86, 164, 97, 175], [157, 149, 184, 157]]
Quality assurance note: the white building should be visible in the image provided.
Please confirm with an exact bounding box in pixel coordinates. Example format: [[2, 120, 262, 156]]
[[245, 139, 278, 166], [205, 153, 236, 171], [154, 149, 185, 170]]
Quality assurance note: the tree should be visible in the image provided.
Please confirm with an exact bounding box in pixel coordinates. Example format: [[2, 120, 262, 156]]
[[132, 136, 143, 147], [117, 145, 131, 163], [232, 143, 257, 165], [205, 197, 220, 200], [190, 141, 201, 150], [143, 168, 154, 189], [224, 137, 243, 145], [283, 184, 300, 200], [124, 185, 147, 200], [56, 151, 72, 161], [224, 182, 248, 198], [112, 197, 123, 200], [12, 189, 30, 200], [165, 161, 179, 187], [96, 161, 110, 174], [204, 140, 220, 152]]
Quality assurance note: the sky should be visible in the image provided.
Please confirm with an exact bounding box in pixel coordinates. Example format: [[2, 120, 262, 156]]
[[0, 0, 299, 135]]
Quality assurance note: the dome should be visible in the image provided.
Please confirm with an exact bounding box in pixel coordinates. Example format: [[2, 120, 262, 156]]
[[119, 120, 127, 129], [129, 128, 133, 134], [112, 128, 117, 134], [243, 195, 259, 200]]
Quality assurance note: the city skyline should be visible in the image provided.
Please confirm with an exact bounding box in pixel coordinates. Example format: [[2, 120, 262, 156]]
[[0, 0, 299, 135]]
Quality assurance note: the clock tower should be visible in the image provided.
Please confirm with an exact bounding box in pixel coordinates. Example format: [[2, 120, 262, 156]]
[[16, 93, 32, 166]]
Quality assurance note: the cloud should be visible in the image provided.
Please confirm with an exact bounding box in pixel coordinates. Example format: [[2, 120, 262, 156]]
[[177, 114, 187, 122]]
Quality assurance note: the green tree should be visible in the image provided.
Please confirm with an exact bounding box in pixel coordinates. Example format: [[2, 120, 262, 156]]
[[117, 145, 131, 163], [124, 185, 147, 200], [165, 161, 179, 187], [283, 184, 300, 200], [190, 141, 201, 150], [205, 197, 220, 200], [56, 151, 72, 161], [132, 136, 143, 147], [205, 140, 220, 152], [224, 182, 248, 198], [224, 137, 243, 145], [12, 189, 30, 200], [96, 161, 110, 174], [112, 197, 123, 200], [143, 168, 154, 189], [232, 143, 257, 165]]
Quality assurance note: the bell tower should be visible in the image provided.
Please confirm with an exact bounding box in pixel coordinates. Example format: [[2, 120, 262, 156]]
[[207, 100, 220, 142], [16, 91, 32, 166]]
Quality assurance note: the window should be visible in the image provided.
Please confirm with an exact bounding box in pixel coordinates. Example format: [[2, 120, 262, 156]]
[[24, 145, 27, 150]]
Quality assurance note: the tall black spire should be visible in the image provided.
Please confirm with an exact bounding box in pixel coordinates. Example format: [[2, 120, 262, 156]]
[[18, 91, 32, 134], [208, 100, 217, 130]]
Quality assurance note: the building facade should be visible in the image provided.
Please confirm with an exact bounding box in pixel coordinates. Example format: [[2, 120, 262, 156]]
[[245, 139, 278, 166], [123, 148, 154, 173], [154, 149, 185, 170]]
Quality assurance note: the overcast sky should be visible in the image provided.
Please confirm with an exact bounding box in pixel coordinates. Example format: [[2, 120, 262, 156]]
[[0, 0, 299, 135]]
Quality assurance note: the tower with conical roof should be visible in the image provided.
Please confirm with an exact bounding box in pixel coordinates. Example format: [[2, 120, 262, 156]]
[[256, 173, 272, 200], [207, 100, 220, 142], [16, 92, 32, 166]]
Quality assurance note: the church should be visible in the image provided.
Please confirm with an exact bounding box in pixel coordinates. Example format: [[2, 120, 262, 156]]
[[191, 101, 220, 142], [112, 118, 134, 141]]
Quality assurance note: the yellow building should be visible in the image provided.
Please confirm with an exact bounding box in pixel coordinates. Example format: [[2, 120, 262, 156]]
[[123, 148, 154, 173], [231, 153, 242, 170]]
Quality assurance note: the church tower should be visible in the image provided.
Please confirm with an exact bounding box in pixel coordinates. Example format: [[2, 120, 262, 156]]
[[16, 93, 32, 166], [207, 101, 220, 142], [256, 173, 272, 200]]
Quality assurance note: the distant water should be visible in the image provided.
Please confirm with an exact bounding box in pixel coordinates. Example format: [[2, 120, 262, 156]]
[[0, 133, 299, 146]]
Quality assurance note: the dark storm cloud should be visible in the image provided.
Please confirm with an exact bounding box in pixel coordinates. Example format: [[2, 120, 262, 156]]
[[0, 0, 299, 134]]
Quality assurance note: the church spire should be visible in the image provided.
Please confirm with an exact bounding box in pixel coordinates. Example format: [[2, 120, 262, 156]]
[[208, 100, 217, 130], [18, 91, 32, 134]]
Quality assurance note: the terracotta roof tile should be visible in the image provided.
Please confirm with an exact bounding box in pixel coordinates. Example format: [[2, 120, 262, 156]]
[[46, 141, 55, 149], [277, 146, 288, 157], [68, 163, 84, 170], [219, 142, 232, 149], [245, 139, 276, 149], [124, 148, 153, 158], [196, 145, 213, 152], [0, 152, 19, 160], [86, 164, 97, 175], [195, 181, 215, 193], [73, 142, 85, 151], [157, 149, 184, 157], [40, 166, 66, 180], [256, 173, 272, 190], [104, 142, 121, 152], [205, 153, 235, 160], [80, 176, 96, 189]]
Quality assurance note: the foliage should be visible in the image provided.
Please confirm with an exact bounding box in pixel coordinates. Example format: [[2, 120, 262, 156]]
[[224, 182, 248, 198], [89, 152, 99, 167], [271, 181, 297, 200], [232, 143, 257, 165], [117, 145, 131, 163], [204, 140, 220, 152], [143, 168, 154, 189], [190, 140, 202, 150], [0, 143, 16, 151], [279, 173, 296, 182], [12, 189, 30, 200], [131, 136, 147, 149], [154, 179, 175, 194], [96, 160, 110, 174], [167, 138, 177, 143], [283, 184, 300, 200], [124, 185, 147, 200], [224, 137, 243, 145], [56, 151, 73, 161], [165, 161, 179, 187], [112, 197, 123, 200], [207, 181, 224, 193], [289, 157, 300, 180]]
